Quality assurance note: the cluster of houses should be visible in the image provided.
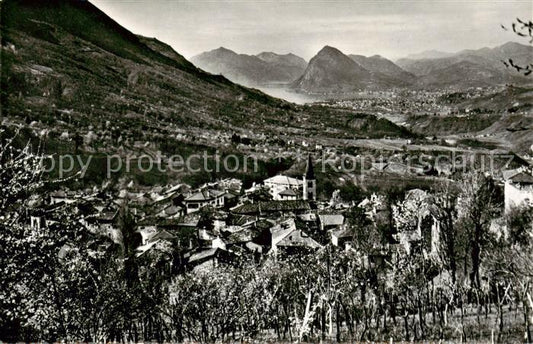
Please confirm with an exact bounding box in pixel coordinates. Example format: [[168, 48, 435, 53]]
[[325, 87, 507, 117], [25, 151, 533, 275], [24, 156, 343, 269]]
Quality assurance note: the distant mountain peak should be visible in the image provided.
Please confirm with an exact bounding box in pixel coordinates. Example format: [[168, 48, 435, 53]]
[[212, 46, 237, 54], [500, 41, 526, 48], [291, 46, 379, 93], [192, 48, 307, 85], [257, 51, 278, 57], [348, 53, 415, 86], [286, 52, 301, 58], [317, 45, 344, 56]]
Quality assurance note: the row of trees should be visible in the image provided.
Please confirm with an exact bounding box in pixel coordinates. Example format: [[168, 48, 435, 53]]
[[164, 175, 533, 343], [1, 134, 533, 342], [0, 135, 170, 342]]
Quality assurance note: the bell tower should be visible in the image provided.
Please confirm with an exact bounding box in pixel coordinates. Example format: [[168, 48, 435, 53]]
[[303, 154, 316, 201]]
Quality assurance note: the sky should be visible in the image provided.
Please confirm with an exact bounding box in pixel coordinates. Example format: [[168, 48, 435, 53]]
[[91, 0, 532, 61]]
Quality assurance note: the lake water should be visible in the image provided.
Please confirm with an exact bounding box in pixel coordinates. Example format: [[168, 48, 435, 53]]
[[254, 85, 321, 105]]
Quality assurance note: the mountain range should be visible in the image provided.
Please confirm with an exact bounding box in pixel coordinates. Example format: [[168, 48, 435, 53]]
[[402, 50, 455, 60], [290, 46, 417, 92], [348, 54, 416, 85], [396, 42, 532, 89], [0, 0, 410, 153], [191, 48, 307, 86], [193, 42, 532, 94]]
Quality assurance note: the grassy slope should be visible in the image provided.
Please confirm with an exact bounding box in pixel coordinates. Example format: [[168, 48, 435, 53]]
[[406, 114, 502, 136], [406, 86, 533, 152], [0, 0, 412, 141], [0, 0, 418, 192]]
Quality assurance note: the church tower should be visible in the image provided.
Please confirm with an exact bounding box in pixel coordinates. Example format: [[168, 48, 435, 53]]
[[303, 154, 316, 201]]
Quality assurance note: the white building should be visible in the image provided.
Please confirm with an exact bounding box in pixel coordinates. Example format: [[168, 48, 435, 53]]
[[278, 188, 299, 201], [263, 155, 317, 201], [263, 175, 303, 200], [504, 171, 533, 213]]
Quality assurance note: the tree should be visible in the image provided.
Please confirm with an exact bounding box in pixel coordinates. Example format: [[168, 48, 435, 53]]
[[486, 205, 533, 342], [0, 134, 126, 342], [432, 181, 459, 284], [345, 206, 380, 252], [457, 172, 500, 289], [73, 132, 83, 154], [247, 185, 273, 203]]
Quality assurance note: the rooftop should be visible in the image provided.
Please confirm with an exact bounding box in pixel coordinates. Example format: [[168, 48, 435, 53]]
[[232, 200, 311, 215], [279, 188, 299, 197], [188, 248, 219, 263], [264, 175, 303, 186], [277, 229, 322, 249], [185, 189, 225, 202], [510, 172, 533, 184], [318, 214, 345, 227]]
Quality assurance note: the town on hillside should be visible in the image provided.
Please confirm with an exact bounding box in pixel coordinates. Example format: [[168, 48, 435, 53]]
[[6, 139, 533, 342], [25, 153, 533, 274], [2, 0, 533, 342]]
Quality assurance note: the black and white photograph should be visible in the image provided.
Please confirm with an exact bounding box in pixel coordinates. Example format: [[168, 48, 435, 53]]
[[1, 0, 533, 342]]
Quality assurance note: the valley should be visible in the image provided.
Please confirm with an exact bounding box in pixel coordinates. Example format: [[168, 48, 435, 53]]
[[1, 1, 533, 342]]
